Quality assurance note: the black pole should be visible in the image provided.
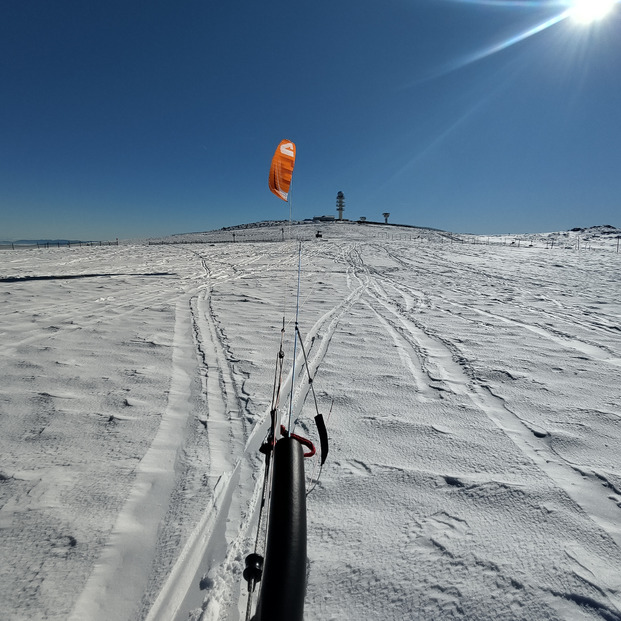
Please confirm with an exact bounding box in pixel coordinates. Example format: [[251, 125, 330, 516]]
[[255, 437, 307, 621]]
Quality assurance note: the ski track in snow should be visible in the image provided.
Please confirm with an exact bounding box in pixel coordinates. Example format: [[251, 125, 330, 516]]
[[2, 225, 621, 621], [361, 259, 621, 550], [69, 293, 197, 621]]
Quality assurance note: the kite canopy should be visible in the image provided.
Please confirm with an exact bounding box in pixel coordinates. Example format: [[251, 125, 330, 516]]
[[268, 140, 296, 201]]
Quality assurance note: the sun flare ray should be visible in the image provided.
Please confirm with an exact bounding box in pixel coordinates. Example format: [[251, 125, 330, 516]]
[[569, 0, 617, 23], [420, 0, 618, 82]]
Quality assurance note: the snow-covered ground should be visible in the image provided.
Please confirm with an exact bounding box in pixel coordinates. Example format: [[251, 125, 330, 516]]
[[1, 222, 620, 621]]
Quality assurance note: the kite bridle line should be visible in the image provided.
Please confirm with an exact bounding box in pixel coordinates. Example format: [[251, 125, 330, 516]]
[[287, 241, 302, 433], [288, 177, 293, 229]]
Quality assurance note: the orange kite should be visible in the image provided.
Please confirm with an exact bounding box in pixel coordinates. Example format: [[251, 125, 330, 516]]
[[268, 140, 296, 201]]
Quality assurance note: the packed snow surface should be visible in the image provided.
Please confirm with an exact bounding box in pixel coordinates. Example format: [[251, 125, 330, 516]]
[[1, 222, 620, 621]]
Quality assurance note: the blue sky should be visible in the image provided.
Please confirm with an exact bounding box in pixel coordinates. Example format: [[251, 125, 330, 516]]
[[1, 0, 619, 240]]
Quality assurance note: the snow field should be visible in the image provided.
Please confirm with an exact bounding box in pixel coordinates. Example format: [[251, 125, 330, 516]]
[[1, 223, 620, 620]]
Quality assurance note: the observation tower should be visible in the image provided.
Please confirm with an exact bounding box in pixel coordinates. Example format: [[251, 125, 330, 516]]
[[336, 191, 345, 221]]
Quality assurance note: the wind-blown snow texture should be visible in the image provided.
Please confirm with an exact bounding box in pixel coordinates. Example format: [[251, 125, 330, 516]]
[[1, 222, 620, 621]]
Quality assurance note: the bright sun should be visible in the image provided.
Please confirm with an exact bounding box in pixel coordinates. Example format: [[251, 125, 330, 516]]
[[570, 0, 617, 24]]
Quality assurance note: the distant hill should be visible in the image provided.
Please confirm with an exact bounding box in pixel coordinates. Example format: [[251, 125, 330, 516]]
[[569, 225, 620, 236]]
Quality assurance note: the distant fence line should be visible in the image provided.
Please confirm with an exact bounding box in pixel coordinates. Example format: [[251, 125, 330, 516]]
[[4, 233, 618, 252], [0, 240, 119, 251], [149, 232, 620, 252], [149, 236, 313, 246], [461, 235, 621, 252], [149, 230, 455, 245], [149, 238, 284, 246]]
